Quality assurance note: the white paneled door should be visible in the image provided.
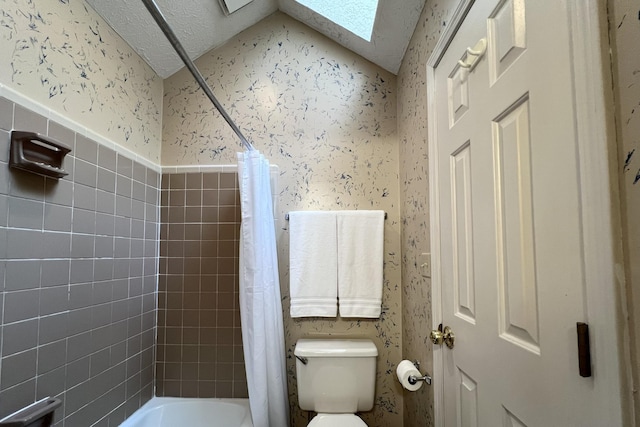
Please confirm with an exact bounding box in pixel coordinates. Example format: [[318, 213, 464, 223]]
[[431, 0, 625, 425]]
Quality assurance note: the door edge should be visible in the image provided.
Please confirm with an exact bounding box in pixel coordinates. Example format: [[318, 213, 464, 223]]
[[566, 1, 634, 425]]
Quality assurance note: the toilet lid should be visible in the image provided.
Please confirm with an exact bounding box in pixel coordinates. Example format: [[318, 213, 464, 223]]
[[308, 414, 368, 427]]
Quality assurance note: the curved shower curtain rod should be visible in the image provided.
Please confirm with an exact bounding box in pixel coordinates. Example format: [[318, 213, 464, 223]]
[[141, 0, 255, 151]]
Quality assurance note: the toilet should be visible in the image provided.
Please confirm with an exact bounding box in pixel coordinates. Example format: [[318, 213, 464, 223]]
[[294, 338, 378, 427]]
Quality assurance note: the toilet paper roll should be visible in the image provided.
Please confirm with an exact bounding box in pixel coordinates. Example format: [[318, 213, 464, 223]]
[[396, 360, 423, 391]]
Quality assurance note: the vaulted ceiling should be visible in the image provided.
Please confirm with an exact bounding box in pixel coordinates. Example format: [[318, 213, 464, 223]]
[[85, 0, 426, 78]]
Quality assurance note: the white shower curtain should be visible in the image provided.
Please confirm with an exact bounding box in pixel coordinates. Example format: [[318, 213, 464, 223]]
[[237, 150, 289, 427]]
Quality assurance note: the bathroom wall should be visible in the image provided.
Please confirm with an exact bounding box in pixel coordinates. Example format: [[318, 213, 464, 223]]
[[0, 0, 163, 163], [163, 12, 402, 427], [0, 1, 163, 425], [395, 0, 464, 426], [608, 0, 640, 420], [156, 170, 247, 399], [0, 97, 158, 426]]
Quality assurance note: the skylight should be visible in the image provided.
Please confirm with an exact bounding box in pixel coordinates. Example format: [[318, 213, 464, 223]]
[[296, 0, 379, 42]]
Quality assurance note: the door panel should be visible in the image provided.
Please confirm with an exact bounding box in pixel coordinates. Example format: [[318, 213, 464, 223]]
[[448, 65, 471, 126], [488, 0, 526, 84], [492, 95, 539, 353], [457, 369, 478, 427], [502, 407, 527, 427], [451, 141, 476, 323]]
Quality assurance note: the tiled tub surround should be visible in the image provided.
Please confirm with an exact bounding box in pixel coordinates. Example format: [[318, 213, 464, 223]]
[[157, 171, 247, 399], [163, 12, 402, 427], [396, 1, 460, 426], [0, 0, 163, 163], [0, 97, 159, 426]]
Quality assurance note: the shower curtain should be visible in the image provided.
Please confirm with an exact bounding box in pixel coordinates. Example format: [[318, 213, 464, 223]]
[[237, 150, 289, 427]]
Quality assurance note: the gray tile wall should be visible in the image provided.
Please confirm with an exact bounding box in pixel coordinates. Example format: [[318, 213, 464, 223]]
[[156, 172, 246, 399], [0, 97, 159, 426]]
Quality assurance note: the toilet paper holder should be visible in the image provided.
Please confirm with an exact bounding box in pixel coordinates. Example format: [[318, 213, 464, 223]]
[[409, 360, 432, 386]]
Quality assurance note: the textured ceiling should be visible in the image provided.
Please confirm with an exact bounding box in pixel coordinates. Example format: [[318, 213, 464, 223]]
[[85, 0, 426, 78]]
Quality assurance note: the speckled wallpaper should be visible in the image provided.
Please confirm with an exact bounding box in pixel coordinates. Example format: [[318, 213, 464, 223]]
[[609, 0, 640, 421], [396, 1, 459, 426], [163, 12, 402, 427], [0, 0, 163, 163]]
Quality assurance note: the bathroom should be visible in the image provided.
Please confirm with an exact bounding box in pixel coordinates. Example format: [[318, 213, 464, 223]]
[[0, 0, 639, 426]]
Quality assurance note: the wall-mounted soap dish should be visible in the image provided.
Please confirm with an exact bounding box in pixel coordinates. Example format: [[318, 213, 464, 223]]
[[0, 396, 62, 427], [10, 131, 72, 179]]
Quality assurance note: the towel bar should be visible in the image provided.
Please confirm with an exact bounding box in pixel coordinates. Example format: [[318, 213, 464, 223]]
[[285, 212, 387, 221]]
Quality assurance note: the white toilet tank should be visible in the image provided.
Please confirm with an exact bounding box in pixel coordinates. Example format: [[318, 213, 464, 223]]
[[295, 339, 378, 414]]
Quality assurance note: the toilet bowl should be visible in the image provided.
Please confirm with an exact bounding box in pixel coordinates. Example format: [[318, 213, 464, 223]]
[[294, 338, 378, 427], [307, 413, 368, 427]]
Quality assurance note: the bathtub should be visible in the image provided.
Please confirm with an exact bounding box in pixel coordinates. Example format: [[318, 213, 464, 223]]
[[119, 397, 253, 427]]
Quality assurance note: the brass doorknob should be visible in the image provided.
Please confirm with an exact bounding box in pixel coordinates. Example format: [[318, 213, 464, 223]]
[[430, 326, 455, 349], [430, 328, 444, 345]]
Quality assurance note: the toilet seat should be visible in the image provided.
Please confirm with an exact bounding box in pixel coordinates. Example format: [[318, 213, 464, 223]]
[[307, 414, 368, 427]]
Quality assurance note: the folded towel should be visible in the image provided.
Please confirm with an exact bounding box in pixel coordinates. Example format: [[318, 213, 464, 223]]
[[289, 211, 338, 317], [337, 210, 385, 318]]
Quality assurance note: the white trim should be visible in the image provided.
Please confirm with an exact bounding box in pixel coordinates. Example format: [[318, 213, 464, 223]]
[[567, 1, 633, 424], [161, 165, 235, 174], [160, 164, 278, 174], [426, 63, 445, 427], [427, 0, 475, 69], [425, 0, 632, 424], [426, 2, 476, 424]]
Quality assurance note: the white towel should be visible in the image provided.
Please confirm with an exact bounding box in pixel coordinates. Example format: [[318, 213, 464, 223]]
[[337, 210, 385, 318], [289, 211, 338, 317]]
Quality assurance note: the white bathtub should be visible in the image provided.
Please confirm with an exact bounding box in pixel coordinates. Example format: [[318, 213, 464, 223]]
[[119, 397, 253, 427]]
